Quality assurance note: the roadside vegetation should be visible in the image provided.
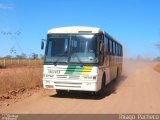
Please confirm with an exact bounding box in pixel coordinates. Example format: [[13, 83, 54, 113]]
[[0, 52, 43, 68], [0, 59, 43, 68], [0, 56, 43, 98], [153, 62, 160, 73], [0, 66, 43, 96]]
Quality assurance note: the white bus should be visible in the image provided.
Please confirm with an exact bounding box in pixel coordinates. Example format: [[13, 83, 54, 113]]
[[41, 26, 123, 96]]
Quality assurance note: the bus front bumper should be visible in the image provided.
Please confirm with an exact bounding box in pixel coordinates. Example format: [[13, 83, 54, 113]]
[[43, 79, 97, 92]]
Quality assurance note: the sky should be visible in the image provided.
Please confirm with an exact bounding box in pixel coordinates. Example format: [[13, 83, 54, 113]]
[[0, 0, 160, 59]]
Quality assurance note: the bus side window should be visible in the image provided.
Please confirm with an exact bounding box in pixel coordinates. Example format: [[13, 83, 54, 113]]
[[116, 43, 119, 56], [115, 43, 118, 56], [120, 45, 122, 56], [104, 36, 109, 55], [119, 46, 121, 56], [117, 44, 119, 56], [121, 46, 123, 56], [118, 45, 121, 56], [113, 41, 116, 55], [109, 39, 113, 55], [117, 44, 120, 56]]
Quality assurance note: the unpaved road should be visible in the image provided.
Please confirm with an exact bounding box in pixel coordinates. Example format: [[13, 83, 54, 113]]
[[1, 60, 160, 113]]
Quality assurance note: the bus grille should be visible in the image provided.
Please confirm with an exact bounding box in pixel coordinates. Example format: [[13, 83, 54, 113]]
[[56, 75, 80, 80], [57, 75, 67, 79]]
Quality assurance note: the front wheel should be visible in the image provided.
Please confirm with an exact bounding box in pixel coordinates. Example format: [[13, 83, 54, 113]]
[[97, 76, 106, 97]]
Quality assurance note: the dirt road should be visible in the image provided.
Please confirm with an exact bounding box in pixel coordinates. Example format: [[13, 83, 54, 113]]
[[1, 60, 160, 113]]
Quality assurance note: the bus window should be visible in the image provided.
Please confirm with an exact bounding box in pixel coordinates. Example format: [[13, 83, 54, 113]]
[[117, 43, 120, 56], [121, 46, 123, 56], [117, 44, 119, 56], [104, 36, 109, 55], [118, 45, 121, 56], [119, 45, 121, 56], [109, 40, 113, 54], [120, 45, 123, 56], [113, 41, 116, 55], [115, 43, 118, 56]]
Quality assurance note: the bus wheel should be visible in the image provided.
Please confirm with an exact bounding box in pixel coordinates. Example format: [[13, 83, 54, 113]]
[[116, 68, 119, 78], [97, 76, 106, 97]]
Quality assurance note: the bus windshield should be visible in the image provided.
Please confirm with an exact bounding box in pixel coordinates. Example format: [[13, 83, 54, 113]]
[[70, 35, 97, 63], [45, 34, 98, 64]]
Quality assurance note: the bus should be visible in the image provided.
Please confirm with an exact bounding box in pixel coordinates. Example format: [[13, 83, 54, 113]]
[[41, 26, 123, 96]]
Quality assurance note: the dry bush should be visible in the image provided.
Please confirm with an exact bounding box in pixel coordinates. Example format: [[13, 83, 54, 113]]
[[153, 62, 160, 73], [0, 67, 43, 95], [0, 59, 43, 68]]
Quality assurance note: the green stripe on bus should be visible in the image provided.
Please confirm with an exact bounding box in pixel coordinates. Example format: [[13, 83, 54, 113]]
[[65, 65, 83, 75]]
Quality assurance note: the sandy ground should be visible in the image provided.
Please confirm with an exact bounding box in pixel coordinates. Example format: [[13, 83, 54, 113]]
[[0, 60, 160, 114]]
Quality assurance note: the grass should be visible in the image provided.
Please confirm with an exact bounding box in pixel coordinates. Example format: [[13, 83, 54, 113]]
[[154, 62, 160, 73], [0, 66, 43, 95], [0, 59, 43, 68]]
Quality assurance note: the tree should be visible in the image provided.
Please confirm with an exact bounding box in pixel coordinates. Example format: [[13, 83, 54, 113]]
[[32, 53, 39, 59], [16, 53, 27, 59], [40, 54, 44, 59], [10, 47, 16, 57], [4, 55, 12, 59]]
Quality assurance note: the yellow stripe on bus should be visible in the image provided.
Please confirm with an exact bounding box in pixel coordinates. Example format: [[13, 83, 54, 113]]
[[83, 66, 92, 70], [81, 66, 93, 76], [81, 71, 90, 76]]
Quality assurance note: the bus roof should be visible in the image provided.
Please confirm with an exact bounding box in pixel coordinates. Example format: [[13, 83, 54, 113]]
[[48, 26, 103, 34]]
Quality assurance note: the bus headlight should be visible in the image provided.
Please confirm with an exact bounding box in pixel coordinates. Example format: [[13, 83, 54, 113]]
[[93, 76, 97, 80]]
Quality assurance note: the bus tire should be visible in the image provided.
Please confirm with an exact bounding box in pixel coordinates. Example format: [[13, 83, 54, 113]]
[[116, 68, 119, 78], [97, 75, 106, 97]]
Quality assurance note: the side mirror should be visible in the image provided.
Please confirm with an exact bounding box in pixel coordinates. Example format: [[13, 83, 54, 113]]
[[41, 40, 44, 50], [98, 33, 104, 41]]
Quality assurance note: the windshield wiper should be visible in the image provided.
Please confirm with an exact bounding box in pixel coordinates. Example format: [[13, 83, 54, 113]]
[[53, 58, 68, 66], [45, 55, 68, 65], [70, 53, 84, 67], [52, 54, 68, 65]]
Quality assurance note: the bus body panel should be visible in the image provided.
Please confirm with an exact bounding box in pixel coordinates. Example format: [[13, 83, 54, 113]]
[[43, 65, 100, 91]]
